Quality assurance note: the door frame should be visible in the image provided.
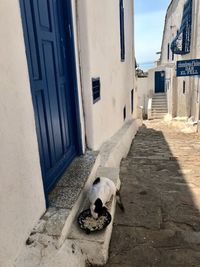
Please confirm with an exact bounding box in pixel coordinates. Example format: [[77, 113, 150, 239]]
[[19, 0, 83, 201], [155, 71, 165, 93]]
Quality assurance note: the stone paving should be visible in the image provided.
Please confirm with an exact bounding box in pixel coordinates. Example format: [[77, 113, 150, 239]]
[[105, 120, 200, 267]]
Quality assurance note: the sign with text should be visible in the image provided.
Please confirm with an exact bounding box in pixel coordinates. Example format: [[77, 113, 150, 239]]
[[176, 59, 200, 76]]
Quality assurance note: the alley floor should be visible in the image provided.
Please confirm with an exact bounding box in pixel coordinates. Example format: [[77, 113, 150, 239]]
[[105, 120, 200, 267]]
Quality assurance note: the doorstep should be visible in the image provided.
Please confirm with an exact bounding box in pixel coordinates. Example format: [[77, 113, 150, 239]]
[[26, 150, 100, 249], [15, 119, 142, 267]]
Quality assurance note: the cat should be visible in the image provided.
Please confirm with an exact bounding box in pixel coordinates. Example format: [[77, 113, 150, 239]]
[[88, 177, 125, 219]]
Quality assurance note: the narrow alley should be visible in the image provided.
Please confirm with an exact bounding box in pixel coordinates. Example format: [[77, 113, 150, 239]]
[[105, 120, 200, 267]]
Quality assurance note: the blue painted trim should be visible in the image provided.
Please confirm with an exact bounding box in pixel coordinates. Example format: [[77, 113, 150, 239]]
[[19, 0, 83, 205], [131, 89, 134, 114], [119, 0, 125, 61], [62, 0, 83, 155], [155, 71, 165, 93], [167, 43, 170, 61]]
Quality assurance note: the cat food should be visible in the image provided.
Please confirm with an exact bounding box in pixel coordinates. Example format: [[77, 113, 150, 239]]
[[77, 208, 111, 233], [82, 215, 107, 230]]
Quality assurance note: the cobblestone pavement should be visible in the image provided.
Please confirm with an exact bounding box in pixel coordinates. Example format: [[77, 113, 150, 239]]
[[105, 120, 200, 267]]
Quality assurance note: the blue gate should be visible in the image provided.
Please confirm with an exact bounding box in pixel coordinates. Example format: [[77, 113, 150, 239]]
[[20, 0, 81, 198], [155, 71, 165, 93]]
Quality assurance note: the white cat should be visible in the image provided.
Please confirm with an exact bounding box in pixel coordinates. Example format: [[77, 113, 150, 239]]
[[88, 177, 124, 219]]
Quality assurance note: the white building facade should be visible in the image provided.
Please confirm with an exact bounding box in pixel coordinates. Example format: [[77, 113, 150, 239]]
[[0, 1, 137, 267], [145, 0, 200, 121]]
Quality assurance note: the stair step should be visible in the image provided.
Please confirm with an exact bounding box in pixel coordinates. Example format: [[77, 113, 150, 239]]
[[152, 97, 167, 100], [152, 110, 168, 113], [152, 105, 167, 110], [152, 113, 167, 116], [152, 98, 167, 101], [152, 107, 168, 110], [152, 99, 167, 102], [153, 93, 166, 95]]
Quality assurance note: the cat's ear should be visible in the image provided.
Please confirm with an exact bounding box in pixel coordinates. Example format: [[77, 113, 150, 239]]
[[93, 177, 101, 185]]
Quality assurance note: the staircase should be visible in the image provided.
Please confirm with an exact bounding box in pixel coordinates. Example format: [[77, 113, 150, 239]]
[[151, 93, 168, 119]]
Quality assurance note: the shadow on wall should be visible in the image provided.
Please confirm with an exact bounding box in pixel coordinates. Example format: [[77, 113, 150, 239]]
[[107, 124, 200, 266]]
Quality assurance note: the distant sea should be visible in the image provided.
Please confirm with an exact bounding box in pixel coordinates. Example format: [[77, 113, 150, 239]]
[[138, 61, 155, 71]]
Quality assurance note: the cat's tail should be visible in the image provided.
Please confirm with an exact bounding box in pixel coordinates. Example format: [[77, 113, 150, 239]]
[[116, 189, 125, 212]]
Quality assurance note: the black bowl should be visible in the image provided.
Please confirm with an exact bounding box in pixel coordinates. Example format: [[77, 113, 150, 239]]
[[77, 208, 112, 234]]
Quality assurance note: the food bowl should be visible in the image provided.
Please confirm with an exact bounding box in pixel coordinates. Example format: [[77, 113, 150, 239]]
[[77, 208, 112, 234]]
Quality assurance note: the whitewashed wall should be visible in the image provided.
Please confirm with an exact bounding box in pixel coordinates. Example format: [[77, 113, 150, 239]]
[[0, 1, 136, 266], [76, 0, 135, 150], [0, 2, 46, 267], [160, 0, 200, 119], [136, 77, 149, 116]]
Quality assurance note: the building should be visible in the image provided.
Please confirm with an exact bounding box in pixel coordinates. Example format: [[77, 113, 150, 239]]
[[142, 0, 200, 121], [0, 1, 138, 267]]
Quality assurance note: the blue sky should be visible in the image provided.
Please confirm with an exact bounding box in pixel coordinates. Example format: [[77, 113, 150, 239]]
[[134, 0, 171, 67]]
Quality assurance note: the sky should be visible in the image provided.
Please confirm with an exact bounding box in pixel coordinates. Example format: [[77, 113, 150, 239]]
[[134, 0, 171, 69]]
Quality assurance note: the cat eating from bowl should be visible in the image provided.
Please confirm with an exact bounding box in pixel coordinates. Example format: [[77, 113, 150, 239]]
[[88, 177, 125, 219]]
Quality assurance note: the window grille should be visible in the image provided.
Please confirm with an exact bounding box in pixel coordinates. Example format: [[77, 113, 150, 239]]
[[92, 78, 101, 104]]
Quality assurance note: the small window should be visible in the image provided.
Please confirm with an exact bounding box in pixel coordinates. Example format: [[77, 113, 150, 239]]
[[167, 43, 170, 60], [131, 89, 134, 113], [123, 105, 126, 121], [119, 0, 125, 61], [183, 80, 186, 94], [172, 52, 174, 61], [92, 78, 101, 104]]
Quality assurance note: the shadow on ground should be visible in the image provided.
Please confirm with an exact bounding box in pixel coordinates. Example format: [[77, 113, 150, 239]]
[[104, 122, 200, 267]]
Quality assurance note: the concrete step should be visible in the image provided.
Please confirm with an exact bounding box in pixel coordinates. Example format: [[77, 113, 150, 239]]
[[152, 104, 167, 107], [152, 113, 167, 118], [153, 93, 166, 96], [152, 106, 168, 110], [152, 102, 167, 105], [152, 98, 167, 101], [152, 106, 167, 110], [152, 101, 167, 104], [152, 99, 167, 102], [152, 110, 168, 113]]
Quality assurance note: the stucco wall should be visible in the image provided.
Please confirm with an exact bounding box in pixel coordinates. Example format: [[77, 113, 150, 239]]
[[160, 0, 200, 119], [0, 2, 46, 267], [77, 0, 135, 150], [136, 77, 149, 116]]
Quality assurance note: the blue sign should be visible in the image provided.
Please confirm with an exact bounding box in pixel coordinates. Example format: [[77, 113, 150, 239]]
[[176, 59, 200, 76]]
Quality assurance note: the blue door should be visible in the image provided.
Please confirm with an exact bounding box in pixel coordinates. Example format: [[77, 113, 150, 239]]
[[20, 0, 80, 196], [155, 71, 165, 93]]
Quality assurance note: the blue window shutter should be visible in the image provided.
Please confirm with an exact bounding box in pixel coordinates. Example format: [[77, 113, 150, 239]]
[[167, 43, 170, 60], [171, 0, 192, 55], [131, 89, 134, 113], [120, 0, 125, 61]]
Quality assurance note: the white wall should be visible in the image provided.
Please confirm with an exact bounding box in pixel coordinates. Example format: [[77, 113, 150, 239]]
[[0, 2, 46, 267], [77, 0, 135, 150], [160, 0, 200, 119], [136, 77, 149, 116]]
